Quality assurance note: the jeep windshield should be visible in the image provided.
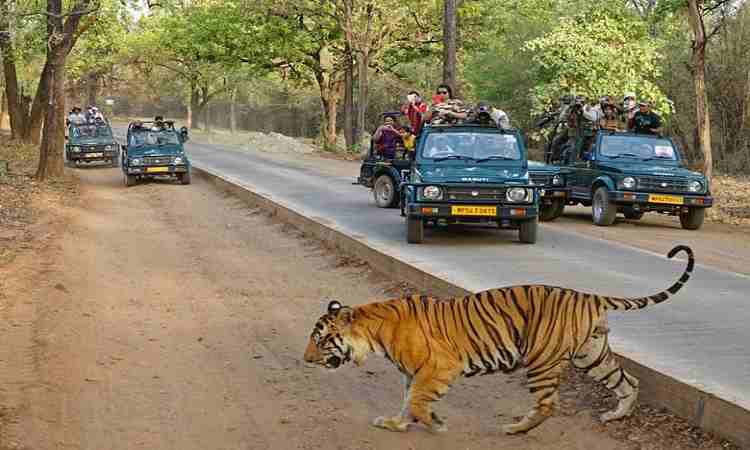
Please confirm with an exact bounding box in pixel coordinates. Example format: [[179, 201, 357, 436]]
[[421, 132, 521, 162], [71, 124, 112, 139], [600, 135, 678, 161], [129, 129, 180, 147]]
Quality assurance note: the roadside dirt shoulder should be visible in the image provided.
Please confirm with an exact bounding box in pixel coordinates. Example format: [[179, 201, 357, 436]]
[[0, 168, 735, 449]]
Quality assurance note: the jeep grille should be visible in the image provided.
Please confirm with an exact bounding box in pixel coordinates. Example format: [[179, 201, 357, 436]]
[[530, 174, 550, 186], [143, 156, 174, 166], [445, 187, 506, 202], [637, 176, 690, 193]]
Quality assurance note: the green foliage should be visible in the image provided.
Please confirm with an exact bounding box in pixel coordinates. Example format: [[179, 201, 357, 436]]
[[524, 6, 672, 117]]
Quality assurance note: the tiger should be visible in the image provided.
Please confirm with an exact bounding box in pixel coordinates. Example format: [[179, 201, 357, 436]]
[[303, 245, 693, 435]]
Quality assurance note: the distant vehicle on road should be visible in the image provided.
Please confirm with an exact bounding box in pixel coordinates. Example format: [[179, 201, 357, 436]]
[[66, 122, 119, 167], [401, 122, 540, 244], [121, 120, 192, 187], [554, 130, 713, 229]]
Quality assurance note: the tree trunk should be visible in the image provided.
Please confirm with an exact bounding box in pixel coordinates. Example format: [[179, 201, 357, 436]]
[[190, 86, 201, 129], [688, 0, 713, 182], [36, 50, 66, 180], [442, 0, 458, 95], [24, 60, 52, 144], [86, 71, 98, 106], [204, 103, 211, 133], [1, 41, 26, 139], [229, 87, 237, 134], [321, 96, 338, 149], [343, 44, 355, 150], [356, 50, 369, 149]]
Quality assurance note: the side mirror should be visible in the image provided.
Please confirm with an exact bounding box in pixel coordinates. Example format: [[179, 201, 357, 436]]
[[180, 126, 189, 142], [121, 144, 127, 152]]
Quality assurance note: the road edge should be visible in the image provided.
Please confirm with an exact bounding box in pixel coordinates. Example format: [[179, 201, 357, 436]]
[[193, 166, 750, 449]]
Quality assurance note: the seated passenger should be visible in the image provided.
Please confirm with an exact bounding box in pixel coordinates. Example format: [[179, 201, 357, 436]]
[[398, 126, 416, 159], [628, 101, 662, 135], [372, 116, 403, 159]]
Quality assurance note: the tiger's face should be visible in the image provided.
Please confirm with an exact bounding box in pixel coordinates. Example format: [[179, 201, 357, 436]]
[[304, 300, 355, 370]]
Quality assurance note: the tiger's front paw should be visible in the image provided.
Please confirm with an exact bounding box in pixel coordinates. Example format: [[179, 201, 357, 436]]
[[372, 416, 410, 432]]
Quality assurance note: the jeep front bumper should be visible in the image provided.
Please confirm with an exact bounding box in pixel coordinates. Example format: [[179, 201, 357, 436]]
[[68, 150, 118, 161], [407, 202, 538, 220], [609, 191, 713, 208], [126, 165, 189, 175], [539, 187, 569, 201]]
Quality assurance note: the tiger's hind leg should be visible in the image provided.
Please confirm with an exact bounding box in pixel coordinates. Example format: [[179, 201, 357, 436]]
[[372, 374, 415, 432], [573, 326, 639, 423], [502, 361, 563, 435]]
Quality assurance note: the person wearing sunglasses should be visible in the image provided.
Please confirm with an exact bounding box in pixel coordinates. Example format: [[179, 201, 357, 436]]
[[425, 84, 471, 124]]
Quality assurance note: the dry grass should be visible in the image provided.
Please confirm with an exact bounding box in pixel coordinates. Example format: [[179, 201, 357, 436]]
[[0, 136, 77, 265], [707, 175, 750, 226]]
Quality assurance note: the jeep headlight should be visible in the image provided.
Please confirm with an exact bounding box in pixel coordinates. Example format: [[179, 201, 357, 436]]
[[105, 145, 113, 151], [421, 185, 443, 200], [173, 156, 183, 165], [621, 176, 636, 190], [688, 180, 703, 193], [506, 187, 531, 203], [551, 174, 563, 186], [72, 146, 81, 153], [130, 158, 142, 166]]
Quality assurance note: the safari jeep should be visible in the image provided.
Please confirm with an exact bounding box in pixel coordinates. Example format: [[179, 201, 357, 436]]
[[121, 120, 192, 187], [561, 130, 712, 229], [402, 123, 540, 244], [528, 160, 569, 221], [66, 121, 119, 167], [356, 138, 412, 208]]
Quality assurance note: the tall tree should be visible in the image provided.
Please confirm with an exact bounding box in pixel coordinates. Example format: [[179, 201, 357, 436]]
[[36, 0, 97, 180], [442, 0, 458, 94]]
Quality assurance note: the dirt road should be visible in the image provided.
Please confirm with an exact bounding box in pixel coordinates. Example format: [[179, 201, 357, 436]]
[[0, 168, 733, 449]]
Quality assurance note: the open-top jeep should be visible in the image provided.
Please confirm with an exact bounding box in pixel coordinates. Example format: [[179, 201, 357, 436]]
[[402, 123, 540, 244], [356, 138, 412, 208], [528, 160, 569, 221], [121, 120, 191, 187], [558, 130, 712, 229], [66, 121, 119, 167]]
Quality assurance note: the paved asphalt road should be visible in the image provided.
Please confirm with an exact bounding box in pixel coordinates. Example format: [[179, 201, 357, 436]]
[[115, 131, 750, 410]]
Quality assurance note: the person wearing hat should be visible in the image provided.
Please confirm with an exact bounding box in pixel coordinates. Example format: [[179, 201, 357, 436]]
[[628, 101, 662, 135]]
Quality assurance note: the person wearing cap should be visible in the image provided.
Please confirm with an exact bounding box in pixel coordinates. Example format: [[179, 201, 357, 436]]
[[622, 92, 638, 122], [628, 101, 662, 135]]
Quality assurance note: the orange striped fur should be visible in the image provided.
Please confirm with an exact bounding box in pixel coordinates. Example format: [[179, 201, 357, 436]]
[[304, 245, 694, 434]]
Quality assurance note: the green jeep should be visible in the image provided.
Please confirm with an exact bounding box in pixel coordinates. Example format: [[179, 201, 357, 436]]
[[121, 120, 191, 187], [66, 122, 119, 167], [402, 123, 540, 244], [528, 160, 568, 221], [561, 130, 712, 229]]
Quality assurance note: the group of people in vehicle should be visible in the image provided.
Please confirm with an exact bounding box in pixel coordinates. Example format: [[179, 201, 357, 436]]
[[67, 105, 106, 127], [372, 84, 511, 160]]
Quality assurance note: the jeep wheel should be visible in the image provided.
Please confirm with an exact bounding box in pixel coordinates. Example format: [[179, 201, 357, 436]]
[[406, 217, 424, 244], [124, 173, 137, 187], [539, 199, 565, 222], [179, 170, 192, 185], [680, 207, 705, 230], [623, 207, 644, 220], [592, 187, 617, 226], [518, 217, 538, 244], [373, 175, 397, 208]]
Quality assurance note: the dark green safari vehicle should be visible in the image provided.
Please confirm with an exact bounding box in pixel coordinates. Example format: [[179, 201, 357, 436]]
[[66, 122, 119, 167], [401, 123, 540, 244], [561, 130, 712, 229], [528, 160, 569, 221], [121, 120, 191, 187]]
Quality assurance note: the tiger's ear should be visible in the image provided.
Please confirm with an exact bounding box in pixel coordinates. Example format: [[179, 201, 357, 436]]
[[327, 300, 342, 314]]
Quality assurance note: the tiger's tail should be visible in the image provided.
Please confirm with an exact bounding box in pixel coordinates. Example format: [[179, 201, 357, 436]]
[[600, 245, 694, 311]]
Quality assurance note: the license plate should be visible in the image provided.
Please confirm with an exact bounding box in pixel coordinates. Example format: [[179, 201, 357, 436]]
[[146, 166, 169, 173], [85, 152, 104, 158], [450, 205, 497, 216], [648, 194, 683, 205]]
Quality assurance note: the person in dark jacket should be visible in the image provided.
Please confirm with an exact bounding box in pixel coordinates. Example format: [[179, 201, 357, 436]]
[[628, 101, 662, 135]]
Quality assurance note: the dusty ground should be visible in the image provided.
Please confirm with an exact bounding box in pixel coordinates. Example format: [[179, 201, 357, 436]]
[[0, 166, 737, 449]]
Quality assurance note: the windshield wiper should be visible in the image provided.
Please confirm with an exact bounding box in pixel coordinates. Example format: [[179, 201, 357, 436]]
[[608, 153, 640, 159], [476, 155, 515, 163], [641, 156, 673, 161], [433, 155, 475, 162]]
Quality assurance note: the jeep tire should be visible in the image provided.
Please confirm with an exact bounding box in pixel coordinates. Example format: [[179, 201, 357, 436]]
[[680, 207, 705, 230], [539, 199, 565, 222], [373, 174, 397, 208], [124, 173, 137, 187], [179, 170, 192, 185], [518, 217, 538, 244], [406, 217, 424, 244], [592, 186, 617, 226]]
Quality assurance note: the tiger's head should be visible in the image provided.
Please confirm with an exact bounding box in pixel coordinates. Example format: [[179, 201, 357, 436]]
[[304, 300, 357, 370]]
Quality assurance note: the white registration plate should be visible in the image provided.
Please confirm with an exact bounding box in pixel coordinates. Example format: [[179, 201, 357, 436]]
[[85, 152, 104, 158]]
